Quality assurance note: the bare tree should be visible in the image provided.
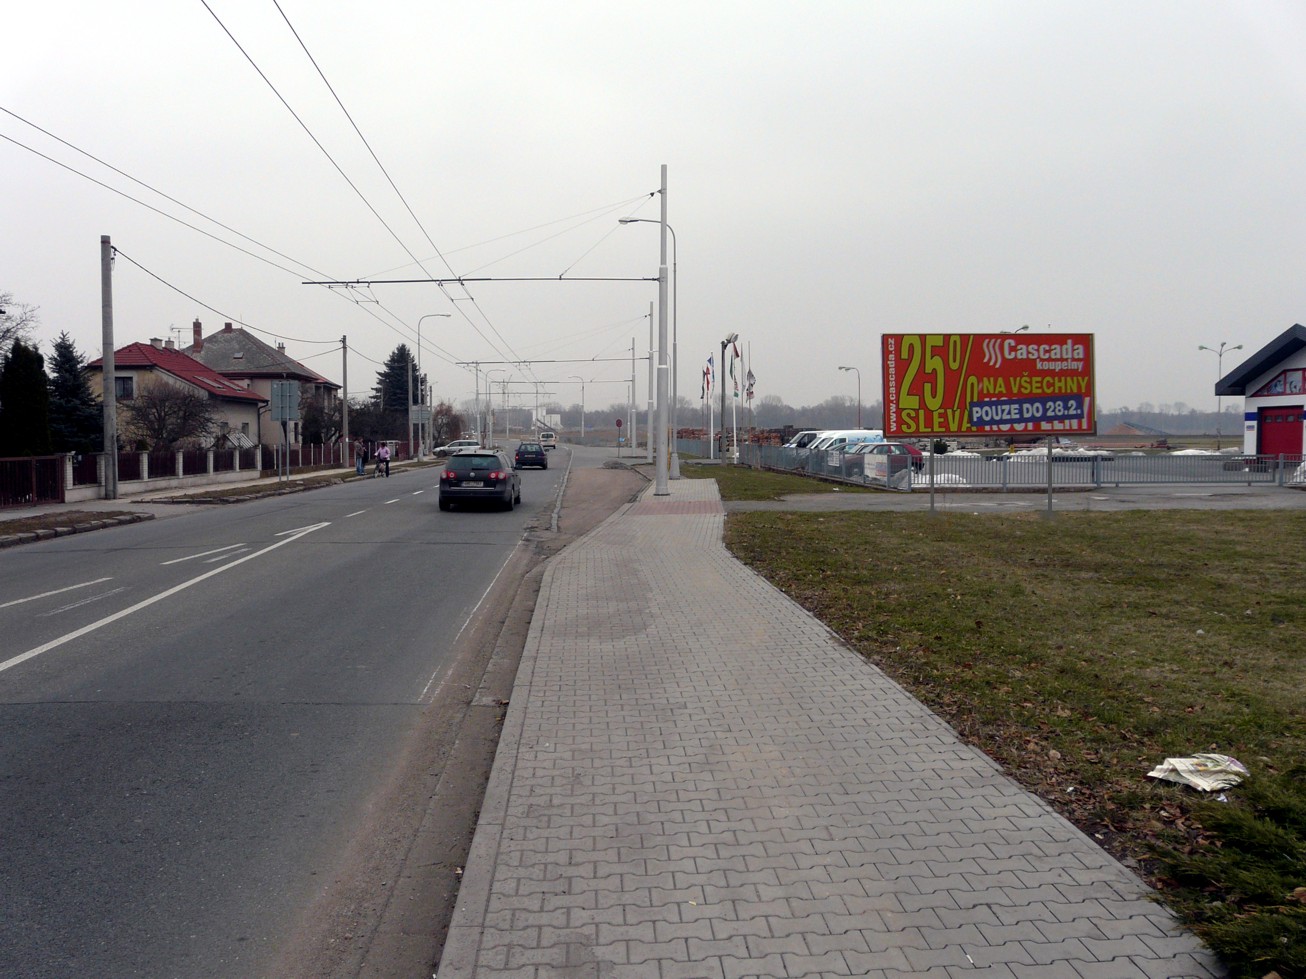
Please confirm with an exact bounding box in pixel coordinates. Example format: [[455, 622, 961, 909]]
[[0, 292, 40, 362], [121, 382, 218, 450]]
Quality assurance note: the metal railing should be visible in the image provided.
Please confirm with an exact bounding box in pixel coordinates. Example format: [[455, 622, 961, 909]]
[[0, 456, 65, 508], [731, 443, 1306, 491]]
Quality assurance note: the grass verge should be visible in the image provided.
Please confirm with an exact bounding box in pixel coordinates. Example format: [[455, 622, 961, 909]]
[[695, 468, 1304, 978], [679, 462, 870, 500]]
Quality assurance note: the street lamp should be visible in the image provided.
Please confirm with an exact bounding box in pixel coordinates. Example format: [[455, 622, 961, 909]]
[[416, 313, 452, 456], [486, 368, 509, 443], [619, 216, 679, 478], [1002, 324, 1030, 334], [569, 375, 586, 439], [1198, 342, 1243, 449], [838, 366, 862, 428]]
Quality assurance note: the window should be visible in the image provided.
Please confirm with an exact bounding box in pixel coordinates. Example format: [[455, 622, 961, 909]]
[[114, 376, 134, 399]]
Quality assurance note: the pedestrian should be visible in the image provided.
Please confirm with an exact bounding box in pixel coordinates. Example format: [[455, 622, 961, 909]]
[[355, 438, 366, 475], [377, 441, 391, 477]]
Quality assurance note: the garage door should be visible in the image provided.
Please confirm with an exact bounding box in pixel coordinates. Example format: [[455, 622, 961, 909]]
[[1258, 405, 1304, 456]]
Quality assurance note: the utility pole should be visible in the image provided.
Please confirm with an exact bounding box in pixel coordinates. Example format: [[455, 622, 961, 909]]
[[630, 337, 636, 451], [341, 336, 349, 460], [100, 235, 118, 499], [654, 164, 670, 494], [647, 301, 654, 464]]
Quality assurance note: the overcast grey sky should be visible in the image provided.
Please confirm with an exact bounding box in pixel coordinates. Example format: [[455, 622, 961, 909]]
[[5, 1, 1305, 420]]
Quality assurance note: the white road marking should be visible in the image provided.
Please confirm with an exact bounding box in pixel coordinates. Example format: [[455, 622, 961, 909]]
[[384, 498, 399, 505], [0, 577, 114, 610], [161, 544, 245, 566], [40, 587, 128, 616], [206, 548, 251, 563], [345, 510, 367, 518], [0, 522, 331, 676], [419, 540, 524, 704], [412, 490, 424, 496]]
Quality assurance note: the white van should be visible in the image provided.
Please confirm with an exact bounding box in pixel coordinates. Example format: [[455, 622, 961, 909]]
[[783, 430, 823, 449], [538, 431, 558, 450], [812, 430, 885, 452]]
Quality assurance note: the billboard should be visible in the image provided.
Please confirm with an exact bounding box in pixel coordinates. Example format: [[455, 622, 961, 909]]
[[881, 333, 1095, 438]]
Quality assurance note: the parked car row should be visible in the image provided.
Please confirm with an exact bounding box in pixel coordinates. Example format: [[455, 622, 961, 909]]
[[780, 428, 925, 476]]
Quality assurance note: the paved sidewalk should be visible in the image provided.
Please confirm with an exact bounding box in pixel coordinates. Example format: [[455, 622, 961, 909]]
[[439, 478, 1225, 978]]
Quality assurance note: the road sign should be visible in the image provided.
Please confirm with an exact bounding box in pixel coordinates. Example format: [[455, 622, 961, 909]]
[[615, 418, 623, 428], [881, 333, 1095, 438], [270, 380, 300, 423]]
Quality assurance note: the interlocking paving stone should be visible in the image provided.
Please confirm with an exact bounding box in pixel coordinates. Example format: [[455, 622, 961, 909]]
[[437, 478, 1227, 978]]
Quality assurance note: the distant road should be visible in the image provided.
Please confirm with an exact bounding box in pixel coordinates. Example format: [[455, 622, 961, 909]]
[[0, 461, 563, 978]]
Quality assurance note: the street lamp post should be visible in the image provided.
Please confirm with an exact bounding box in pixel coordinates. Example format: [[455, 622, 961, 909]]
[[619, 215, 679, 478], [416, 313, 452, 456], [1198, 342, 1243, 450], [486, 369, 508, 444], [838, 366, 862, 428], [569, 375, 586, 440]]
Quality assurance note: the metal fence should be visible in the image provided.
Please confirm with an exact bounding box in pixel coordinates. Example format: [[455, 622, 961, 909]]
[[0, 456, 65, 508], [697, 441, 1306, 491]]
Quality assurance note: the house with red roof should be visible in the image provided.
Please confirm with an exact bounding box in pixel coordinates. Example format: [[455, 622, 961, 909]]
[[88, 338, 267, 447]]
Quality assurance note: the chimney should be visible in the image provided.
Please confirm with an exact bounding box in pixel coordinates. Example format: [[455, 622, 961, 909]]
[[165, 339, 175, 350], [224, 322, 234, 333], [151, 337, 163, 348], [277, 343, 286, 355], [193, 319, 203, 352]]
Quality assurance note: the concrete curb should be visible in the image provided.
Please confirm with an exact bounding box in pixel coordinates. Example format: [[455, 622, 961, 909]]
[[0, 512, 155, 548]]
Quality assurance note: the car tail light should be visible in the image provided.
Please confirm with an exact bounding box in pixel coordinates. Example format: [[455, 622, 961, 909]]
[[441, 469, 454, 480], [488, 470, 505, 480]]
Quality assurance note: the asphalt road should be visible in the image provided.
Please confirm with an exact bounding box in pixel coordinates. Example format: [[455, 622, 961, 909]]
[[0, 454, 571, 978]]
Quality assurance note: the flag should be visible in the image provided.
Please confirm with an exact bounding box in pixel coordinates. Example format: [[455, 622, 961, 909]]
[[746, 368, 755, 401], [702, 355, 714, 399], [729, 342, 740, 398]]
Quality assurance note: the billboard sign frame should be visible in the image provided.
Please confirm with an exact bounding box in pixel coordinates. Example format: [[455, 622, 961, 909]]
[[881, 333, 1096, 439]]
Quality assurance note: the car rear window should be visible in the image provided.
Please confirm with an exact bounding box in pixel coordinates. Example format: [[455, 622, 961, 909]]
[[449, 454, 500, 472], [519, 443, 542, 451]]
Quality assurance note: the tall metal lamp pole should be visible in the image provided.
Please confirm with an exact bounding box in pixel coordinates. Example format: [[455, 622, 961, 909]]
[[1198, 342, 1242, 450], [417, 313, 451, 456], [838, 366, 862, 428]]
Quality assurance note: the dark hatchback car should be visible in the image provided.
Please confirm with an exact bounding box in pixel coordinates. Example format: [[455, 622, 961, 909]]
[[439, 449, 521, 511], [514, 441, 548, 469]]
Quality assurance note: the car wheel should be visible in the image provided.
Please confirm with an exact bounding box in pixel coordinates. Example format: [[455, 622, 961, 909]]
[[514, 482, 522, 504], [439, 498, 450, 511], [502, 487, 514, 511]]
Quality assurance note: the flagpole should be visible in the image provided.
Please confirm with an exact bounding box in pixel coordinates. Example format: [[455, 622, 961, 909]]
[[731, 342, 739, 462], [707, 355, 715, 460]]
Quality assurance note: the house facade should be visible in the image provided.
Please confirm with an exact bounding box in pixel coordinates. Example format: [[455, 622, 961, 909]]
[[1217, 324, 1306, 457], [184, 320, 341, 446], [88, 339, 267, 445]]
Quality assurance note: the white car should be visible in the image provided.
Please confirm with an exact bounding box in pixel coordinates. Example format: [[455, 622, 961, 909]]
[[435, 438, 482, 457]]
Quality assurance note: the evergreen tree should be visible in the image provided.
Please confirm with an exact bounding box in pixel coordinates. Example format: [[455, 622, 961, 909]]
[[0, 340, 52, 456], [372, 344, 419, 423], [47, 332, 103, 453]]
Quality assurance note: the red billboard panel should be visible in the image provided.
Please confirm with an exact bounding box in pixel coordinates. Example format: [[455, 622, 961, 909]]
[[881, 333, 1096, 438]]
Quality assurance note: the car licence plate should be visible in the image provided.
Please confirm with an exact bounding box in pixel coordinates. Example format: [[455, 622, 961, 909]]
[[463, 480, 484, 487]]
